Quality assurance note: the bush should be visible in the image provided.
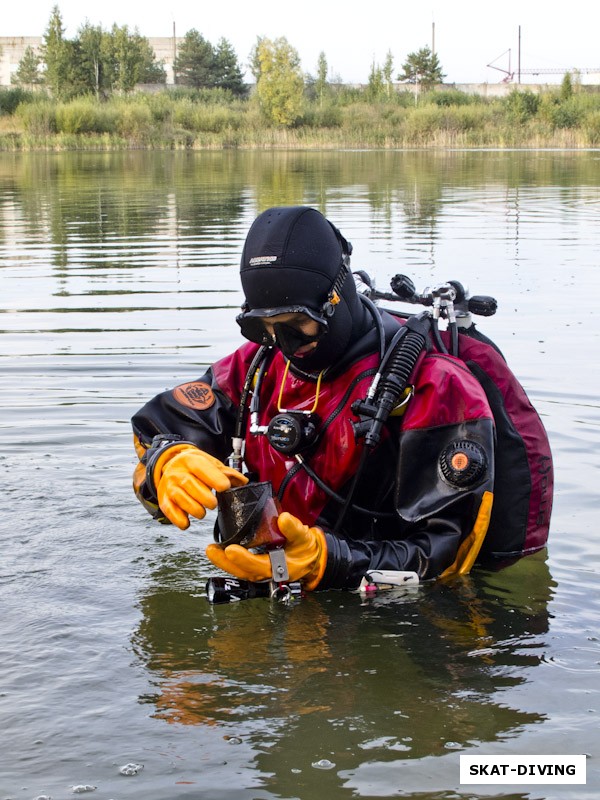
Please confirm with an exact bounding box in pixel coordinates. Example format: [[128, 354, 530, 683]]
[[340, 102, 380, 131], [404, 107, 440, 141], [171, 98, 196, 129], [440, 106, 488, 132], [300, 104, 343, 128], [0, 87, 38, 116], [143, 92, 176, 123], [538, 93, 589, 129], [192, 105, 242, 132], [15, 101, 57, 135], [505, 89, 540, 123], [584, 110, 600, 145], [424, 89, 476, 107], [171, 100, 242, 132], [393, 90, 420, 108], [114, 102, 153, 140], [330, 85, 364, 105], [165, 86, 238, 104], [55, 99, 116, 134], [551, 102, 583, 129]]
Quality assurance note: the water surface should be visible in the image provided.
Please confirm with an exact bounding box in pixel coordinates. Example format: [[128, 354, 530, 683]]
[[1, 150, 599, 799]]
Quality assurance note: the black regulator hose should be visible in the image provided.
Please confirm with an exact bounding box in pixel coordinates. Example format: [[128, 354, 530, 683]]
[[450, 321, 459, 358], [333, 311, 431, 534], [296, 454, 394, 519], [364, 311, 430, 450], [359, 292, 386, 361], [234, 345, 270, 440], [333, 446, 370, 534]]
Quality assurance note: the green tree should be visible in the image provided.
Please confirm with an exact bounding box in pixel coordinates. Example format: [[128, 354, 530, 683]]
[[316, 51, 328, 107], [76, 22, 105, 98], [248, 36, 266, 82], [13, 46, 42, 87], [213, 37, 246, 95], [398, 46, 445, 90], [382, 50, 394, 97], [62, 38, 92, 98], [367, 61, 385, 100], [41, 5, 70, 97], [103, 25, 164, 92], [560, 72, 574, 102], [252, 36, 304, 126], [135, 35, 166, 84], [174, 29, 215, 87]]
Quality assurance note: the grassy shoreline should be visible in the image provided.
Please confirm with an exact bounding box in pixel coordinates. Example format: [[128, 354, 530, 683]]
[[2, 87, 600, 151]]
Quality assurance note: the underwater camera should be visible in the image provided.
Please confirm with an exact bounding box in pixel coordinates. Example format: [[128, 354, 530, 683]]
[[206, 481, 301, 604]]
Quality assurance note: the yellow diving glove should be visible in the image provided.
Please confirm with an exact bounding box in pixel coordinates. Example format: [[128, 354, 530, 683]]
[[154, 443, 247, 530], [206, 511, 328, 591]]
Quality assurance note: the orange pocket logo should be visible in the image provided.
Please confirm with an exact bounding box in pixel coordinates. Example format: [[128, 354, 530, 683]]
[[173, 381, 215, 410]]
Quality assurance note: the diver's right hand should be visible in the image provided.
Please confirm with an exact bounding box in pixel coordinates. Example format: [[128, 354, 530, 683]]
[[154, 444, 247, 529]]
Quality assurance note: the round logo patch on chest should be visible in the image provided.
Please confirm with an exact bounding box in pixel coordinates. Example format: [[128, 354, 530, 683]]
[[173, 381, 215, 410]]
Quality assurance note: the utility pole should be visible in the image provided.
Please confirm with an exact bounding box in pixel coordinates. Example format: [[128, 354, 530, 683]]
[[518, 25, 521, 84], [432, 21, 435, 55], [172, 20, 177, 85]]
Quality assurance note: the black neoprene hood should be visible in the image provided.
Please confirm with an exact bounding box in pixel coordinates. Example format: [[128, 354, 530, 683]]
[[240, 206, 345, 314], [239, 206, 371, 372]]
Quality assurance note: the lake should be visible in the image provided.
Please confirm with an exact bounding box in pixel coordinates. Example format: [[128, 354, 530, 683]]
[[1, 149, 599, 800]]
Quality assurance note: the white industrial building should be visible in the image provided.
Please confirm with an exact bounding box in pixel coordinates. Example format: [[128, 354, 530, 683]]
[[0, 36, 183, 87], [1, 35, 599, 94]]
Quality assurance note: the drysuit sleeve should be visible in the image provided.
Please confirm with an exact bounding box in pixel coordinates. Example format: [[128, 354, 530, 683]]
[[131, 343, 259, 520], [315, 356, 496, 588]]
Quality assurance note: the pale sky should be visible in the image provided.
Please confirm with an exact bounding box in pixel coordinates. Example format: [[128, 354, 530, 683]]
[[5, 1, 600, 85]]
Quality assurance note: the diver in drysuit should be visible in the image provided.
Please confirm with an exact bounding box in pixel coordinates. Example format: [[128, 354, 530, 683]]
[[131, 206, 508, 590]]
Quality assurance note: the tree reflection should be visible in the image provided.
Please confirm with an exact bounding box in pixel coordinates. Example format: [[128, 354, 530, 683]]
[[2, 150, 600, 270], [132, 550, 554, 795]]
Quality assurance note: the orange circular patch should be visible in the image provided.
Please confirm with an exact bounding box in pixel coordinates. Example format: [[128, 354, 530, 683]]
[[173, 381, 215, 410], [450, 452, 469, 472]]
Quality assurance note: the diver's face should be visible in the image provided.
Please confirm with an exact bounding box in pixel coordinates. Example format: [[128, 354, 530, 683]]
[[259, 313, 322, 357]]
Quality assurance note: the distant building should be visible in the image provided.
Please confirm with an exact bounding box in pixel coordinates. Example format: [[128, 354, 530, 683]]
[[0, 37, 43, 86], [2, 35, 599, 92], [147, 37, 184, 85], [582, 72, 600, 85], [0, 35, 183, 87]]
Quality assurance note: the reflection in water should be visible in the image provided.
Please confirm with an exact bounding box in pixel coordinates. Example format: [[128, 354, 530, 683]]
[[4, 150, 599, 341], [2, 149, 598, 797], [0, 152, 247, 272], [3, 150, 600, 247], [133, 552, 554, 791]]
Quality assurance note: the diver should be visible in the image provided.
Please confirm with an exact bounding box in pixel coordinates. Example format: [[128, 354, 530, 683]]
[[131, 206, 552, 592]]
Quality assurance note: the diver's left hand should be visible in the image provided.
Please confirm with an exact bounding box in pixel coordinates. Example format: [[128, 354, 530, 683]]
[[206, 511, 328, 590]]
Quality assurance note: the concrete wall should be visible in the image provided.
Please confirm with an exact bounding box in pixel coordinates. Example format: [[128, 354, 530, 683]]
[[0, 35, 183, 87], [396, 81, 600, 97], [0, 37, 43, 86], [146, 37, 183, 85], [581, 72, 600, 85], [452, 83, 553, 97]]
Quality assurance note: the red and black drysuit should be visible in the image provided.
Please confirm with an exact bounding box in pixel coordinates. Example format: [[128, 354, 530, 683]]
[[132, 309, 495, 590]]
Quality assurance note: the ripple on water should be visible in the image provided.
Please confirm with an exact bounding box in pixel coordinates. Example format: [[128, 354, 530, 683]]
[[542, 646, 600, 673]]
